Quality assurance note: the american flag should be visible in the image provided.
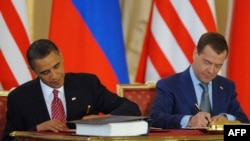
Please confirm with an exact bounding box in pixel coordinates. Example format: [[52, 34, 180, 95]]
[[135, 0, 217, 83], [0, 0, 33, 90], [135, 0, 250, 119]]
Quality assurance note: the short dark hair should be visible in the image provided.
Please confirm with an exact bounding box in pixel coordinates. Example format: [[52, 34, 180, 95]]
[[26, 39, 60, 69], [197, 32, 228, 56]]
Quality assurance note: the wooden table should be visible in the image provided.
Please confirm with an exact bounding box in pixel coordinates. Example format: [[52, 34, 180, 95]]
[[10, 129, 224, 141]]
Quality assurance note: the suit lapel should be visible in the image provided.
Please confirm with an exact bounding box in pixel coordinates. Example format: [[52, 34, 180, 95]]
[[30, 79, 51, 121], [63, 74, 81, 119], [211, 77, 225, 115], [179, 68, 198, 114]]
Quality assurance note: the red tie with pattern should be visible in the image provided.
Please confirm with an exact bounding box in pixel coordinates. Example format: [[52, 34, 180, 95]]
[[51, 89, 66, 123]]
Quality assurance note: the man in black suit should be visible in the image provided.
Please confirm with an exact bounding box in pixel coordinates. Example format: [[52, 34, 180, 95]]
[[2, 39, 141, 141]]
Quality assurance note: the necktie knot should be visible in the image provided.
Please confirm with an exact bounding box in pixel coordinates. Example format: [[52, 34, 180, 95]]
[[199, 83, 208, 92], [53, 89, 59, 98]]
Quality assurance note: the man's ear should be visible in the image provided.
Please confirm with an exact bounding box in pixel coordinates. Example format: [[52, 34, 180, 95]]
[[59, 51, 64, 62], [193, 48, 197, 60], [28, 66, 33, 71], [28, 66, 37, 76]]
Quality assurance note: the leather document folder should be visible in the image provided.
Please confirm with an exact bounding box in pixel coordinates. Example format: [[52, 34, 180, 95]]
[[70, 115, 150, 136]]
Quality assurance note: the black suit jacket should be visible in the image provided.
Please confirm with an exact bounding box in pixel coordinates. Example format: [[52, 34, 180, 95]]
[[2, 73, 140, 141]]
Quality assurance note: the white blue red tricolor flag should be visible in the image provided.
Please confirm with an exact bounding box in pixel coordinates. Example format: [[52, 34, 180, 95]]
[[49, 0, 129, 92]]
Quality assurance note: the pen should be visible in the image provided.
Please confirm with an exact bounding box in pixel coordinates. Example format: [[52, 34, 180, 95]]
[[195, 103, 211, 125], [195, 103, 201, 111], [86, 105, 91, 114]]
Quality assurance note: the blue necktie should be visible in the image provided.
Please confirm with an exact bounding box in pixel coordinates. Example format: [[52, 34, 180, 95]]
[[199, 83, 211, 113]]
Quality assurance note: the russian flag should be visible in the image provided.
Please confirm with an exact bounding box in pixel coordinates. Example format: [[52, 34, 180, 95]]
[[49, 0, 129, 92]]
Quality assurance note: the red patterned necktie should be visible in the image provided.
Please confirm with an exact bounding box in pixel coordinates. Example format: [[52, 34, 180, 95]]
[[51, 89, 66, 123]]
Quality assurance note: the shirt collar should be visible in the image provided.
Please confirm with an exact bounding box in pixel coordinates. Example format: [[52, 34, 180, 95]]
[[189, 66, 212, 86], [40, 80, 64, 100]]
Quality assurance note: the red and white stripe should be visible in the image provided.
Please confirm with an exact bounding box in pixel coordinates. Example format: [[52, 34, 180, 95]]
[[0, 0, 32, 90], [136, 0, 217, 83]]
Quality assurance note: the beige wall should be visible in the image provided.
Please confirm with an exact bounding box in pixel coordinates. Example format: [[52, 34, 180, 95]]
[[27, 0, 229, 83], [27, 0, 51, 41]]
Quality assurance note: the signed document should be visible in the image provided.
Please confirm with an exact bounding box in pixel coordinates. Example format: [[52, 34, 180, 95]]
[[184, 120, 242, 134]]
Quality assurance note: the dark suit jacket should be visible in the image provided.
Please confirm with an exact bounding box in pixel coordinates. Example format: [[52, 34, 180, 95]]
[[149, 67, 249, 129], [2, 73, 140, 141]]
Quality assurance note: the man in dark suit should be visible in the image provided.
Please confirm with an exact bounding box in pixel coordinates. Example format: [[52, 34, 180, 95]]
[[149, 32, 249, 129], [2, 39, 141, 141]]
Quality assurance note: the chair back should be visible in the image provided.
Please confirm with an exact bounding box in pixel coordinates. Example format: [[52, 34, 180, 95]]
[[0, 91, 9, 139], [116, 83, 156, 116]]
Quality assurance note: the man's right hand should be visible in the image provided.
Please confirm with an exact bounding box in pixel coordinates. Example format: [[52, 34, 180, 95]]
[[36, 119, 69, 132], [187, 112, 211, 127]]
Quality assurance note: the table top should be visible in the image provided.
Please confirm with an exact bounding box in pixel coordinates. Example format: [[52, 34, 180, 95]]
[[10, 129, 224, 141]]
